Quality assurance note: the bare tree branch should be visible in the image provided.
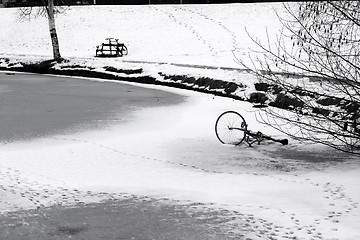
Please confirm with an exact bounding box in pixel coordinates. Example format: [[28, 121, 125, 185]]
[[236, 1, 360, 155]]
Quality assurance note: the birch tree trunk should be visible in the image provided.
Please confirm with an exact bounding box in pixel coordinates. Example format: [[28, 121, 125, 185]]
[[47, 0, 61, 60]]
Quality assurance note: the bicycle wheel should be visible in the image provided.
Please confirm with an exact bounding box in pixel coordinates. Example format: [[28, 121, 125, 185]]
[[122, 46, 128, 56], [215, 111, 247, 145]]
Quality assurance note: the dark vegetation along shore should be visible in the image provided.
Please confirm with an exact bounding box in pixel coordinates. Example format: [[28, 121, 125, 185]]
[[0, 57, 347, 115], [0, 58, 245, 100]]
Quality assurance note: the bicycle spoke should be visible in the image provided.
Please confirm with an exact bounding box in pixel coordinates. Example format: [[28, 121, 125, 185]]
[[215, 111, 247, 145]]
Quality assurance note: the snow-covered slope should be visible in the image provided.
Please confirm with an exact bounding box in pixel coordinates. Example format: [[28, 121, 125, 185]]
[[0, 3, 283, 67], [0, 3, 289, 103]]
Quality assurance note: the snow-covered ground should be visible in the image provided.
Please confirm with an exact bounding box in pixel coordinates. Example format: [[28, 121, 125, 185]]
[[0, 3, 283, 67], [0, 3, 287, 98], [1, 3, 360, 240]]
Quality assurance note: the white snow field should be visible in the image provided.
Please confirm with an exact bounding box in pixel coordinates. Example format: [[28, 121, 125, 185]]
[[0, 3, 283, 67], [1, 3, 360, 240]]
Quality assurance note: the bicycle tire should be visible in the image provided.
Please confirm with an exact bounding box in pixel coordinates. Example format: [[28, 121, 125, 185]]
[[215, 111, 247, 146]]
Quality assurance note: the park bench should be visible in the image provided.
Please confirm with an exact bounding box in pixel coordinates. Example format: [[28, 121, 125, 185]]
[[96, 38, 128, 57]]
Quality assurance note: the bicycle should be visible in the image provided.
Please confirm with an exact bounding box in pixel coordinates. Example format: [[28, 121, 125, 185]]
[[215, 111, 288, 146]]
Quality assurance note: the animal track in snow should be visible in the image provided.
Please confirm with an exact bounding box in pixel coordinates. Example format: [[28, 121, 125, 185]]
[[2, 133, 359, 240], [266, 173, 359, 234], [150, 6, 229, 61], [175, 6, 239, 52]]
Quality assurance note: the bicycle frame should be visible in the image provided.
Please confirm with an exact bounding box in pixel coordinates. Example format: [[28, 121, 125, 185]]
[[215, 111, 288, 147], [228, 127, 265, 147]]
